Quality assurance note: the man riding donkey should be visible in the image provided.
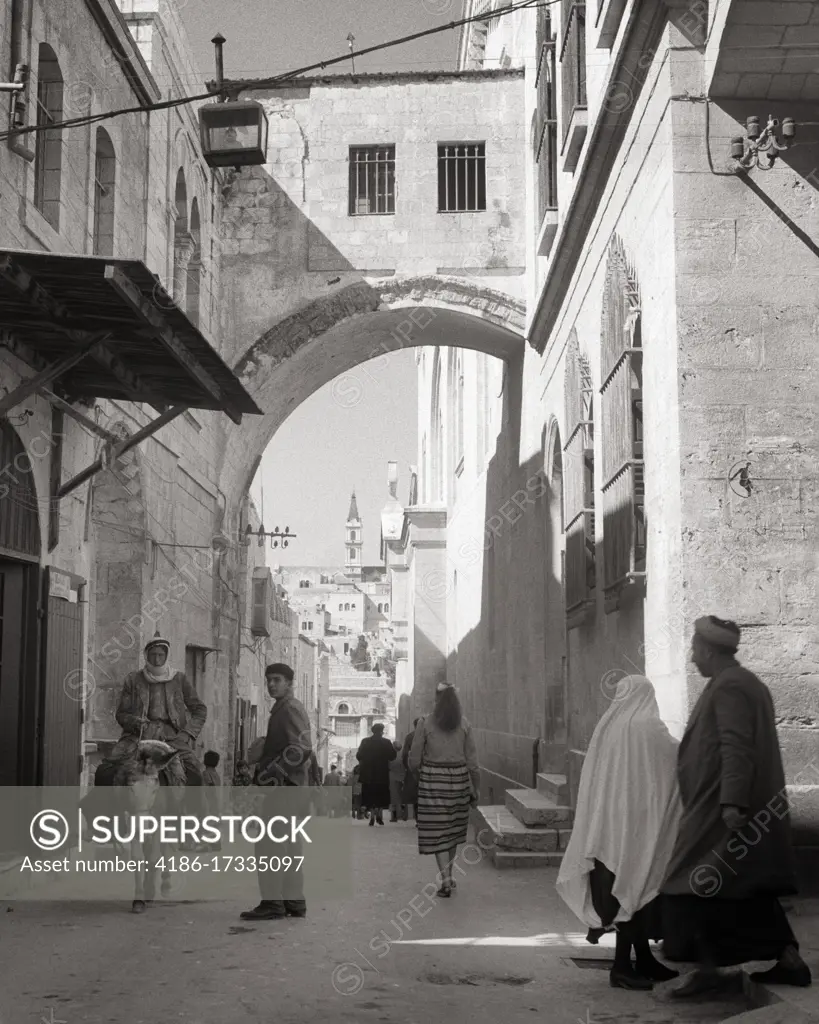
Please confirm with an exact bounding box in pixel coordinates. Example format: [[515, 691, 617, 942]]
[[93, 632, 208, 847]]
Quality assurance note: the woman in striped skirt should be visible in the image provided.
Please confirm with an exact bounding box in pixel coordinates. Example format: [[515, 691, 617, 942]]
[[408, 683, 480, 897]]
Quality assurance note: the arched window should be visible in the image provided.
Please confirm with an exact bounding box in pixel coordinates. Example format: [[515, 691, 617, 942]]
[[600, 236, 644, 607], [92, 128, 116, 256], [377, 603, 383, 613], [564, 331, 595, 624], [172, 169, 190, 304], [348, 548, 356, 561], [384, 603, 389, 612], [337, 703, 350, 715], [186, 198, 202, 327], [344, 603, 350, 611], [350, 530, 356, 542], [34, 44, 64, 230]]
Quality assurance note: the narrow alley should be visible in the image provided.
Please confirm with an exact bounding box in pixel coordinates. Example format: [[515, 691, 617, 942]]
[[0, 820, 782, 1024]]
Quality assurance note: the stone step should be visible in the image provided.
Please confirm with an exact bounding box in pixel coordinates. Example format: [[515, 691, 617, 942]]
[[536, 772, 569, 803], [473, 804, 571, 853], [505, 788, 573, 827]]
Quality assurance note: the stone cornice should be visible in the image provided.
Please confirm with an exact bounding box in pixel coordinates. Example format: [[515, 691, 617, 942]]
[[529, 0, 671, 353], [84, 0, 160, 105]]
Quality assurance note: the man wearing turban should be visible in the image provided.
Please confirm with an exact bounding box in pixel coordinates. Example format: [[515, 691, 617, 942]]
[[662, 616, 811, 997], [111, 632, 207, 791]]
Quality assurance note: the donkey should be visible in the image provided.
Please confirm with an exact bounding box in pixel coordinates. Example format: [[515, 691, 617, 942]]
[[83, 740, 186, 912]]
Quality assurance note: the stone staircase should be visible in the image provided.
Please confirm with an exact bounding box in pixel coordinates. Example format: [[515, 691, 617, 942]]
[[473, 772, 574, 868]]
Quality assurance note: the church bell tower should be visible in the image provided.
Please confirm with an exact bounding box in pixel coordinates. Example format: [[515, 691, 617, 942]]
[[345, 490, 362, 578]]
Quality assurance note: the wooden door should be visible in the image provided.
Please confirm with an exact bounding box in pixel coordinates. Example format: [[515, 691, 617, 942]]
[[40, 567, 84, 785], [0, 562, 25, 786]]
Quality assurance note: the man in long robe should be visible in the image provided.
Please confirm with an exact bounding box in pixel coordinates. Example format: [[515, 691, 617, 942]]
[[662, 616, 811, 997]]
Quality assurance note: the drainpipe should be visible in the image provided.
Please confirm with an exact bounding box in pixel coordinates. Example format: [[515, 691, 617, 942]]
[[7, 0, 34, 162]]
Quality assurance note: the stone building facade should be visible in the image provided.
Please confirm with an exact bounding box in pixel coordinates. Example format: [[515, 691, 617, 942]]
[[404, 0, 819, 841]]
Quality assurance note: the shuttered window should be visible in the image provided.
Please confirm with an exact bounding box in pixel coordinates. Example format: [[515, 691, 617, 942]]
[[599, 238, 644, 606], [564, 333, 595, 622], [560, 1, 587, 146], [534, 8, 558, 220]]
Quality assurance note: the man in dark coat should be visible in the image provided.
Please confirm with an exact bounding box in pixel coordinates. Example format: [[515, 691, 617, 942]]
[[356, 723, 396, 826], [240, 663, 313, 921], [662, 616, 811, 997]]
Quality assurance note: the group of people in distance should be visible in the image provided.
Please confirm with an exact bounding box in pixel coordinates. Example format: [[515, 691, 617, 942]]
[[557, 615, 812, 998]]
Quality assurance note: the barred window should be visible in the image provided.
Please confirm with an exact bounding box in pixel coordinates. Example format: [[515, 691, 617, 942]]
[[349, 145, 395, 215], [564, 333, 595, 624], [34, 44, 64, 230], [335, 720, 358, 737], [599, 237, 644, 608], [438, 143, 486, 212]]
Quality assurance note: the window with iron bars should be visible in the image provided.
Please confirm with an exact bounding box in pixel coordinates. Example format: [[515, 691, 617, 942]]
[[534, 13, 558, 221], [560, 1, 587, 147], [349, 145, 396, 215], [438, 143, 486, 213]]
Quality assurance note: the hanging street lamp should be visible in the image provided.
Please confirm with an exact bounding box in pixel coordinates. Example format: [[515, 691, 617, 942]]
[[199, 34, 269, 170]]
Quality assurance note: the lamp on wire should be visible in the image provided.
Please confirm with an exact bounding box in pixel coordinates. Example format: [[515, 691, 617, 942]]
[[731, 115, 795, 171]]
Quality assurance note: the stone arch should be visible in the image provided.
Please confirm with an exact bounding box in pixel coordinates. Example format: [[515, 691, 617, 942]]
[[219, 276, 525, 509], [87, 429, 147, 760]]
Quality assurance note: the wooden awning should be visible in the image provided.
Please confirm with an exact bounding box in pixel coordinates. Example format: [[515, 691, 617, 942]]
[[0, 249, 261, 423]]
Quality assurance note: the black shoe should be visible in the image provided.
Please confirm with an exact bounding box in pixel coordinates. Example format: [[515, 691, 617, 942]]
[[750, 963, 812, 987], [285, 908, 307, 918], [368, 817, 375, 827], [240, 904, 286, 920], [436, 886, 452, 898], [610, 966, 653, 990]]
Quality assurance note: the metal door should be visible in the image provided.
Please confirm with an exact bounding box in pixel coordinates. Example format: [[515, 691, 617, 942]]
[[40, 567, 85, 785]]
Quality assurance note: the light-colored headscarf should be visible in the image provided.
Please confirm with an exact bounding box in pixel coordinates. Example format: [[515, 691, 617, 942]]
[[143, 637, 174, 682], [556, 675, 682, 926]]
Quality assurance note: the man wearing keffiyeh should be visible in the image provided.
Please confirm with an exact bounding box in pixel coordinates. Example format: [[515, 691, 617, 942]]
[[110, 631, 207, 790]]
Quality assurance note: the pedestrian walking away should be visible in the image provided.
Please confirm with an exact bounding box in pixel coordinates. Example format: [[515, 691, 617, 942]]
[[661, 616, 811, 998], [240, 663, 313, 922], [388, 740, 407, 821], [356, 723, 396, 825], [556, 675, 682, 991], [409, 683, 479, 896]]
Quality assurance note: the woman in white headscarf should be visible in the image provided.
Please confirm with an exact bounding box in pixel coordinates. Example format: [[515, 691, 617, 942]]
[[556, 675, 683, 991]]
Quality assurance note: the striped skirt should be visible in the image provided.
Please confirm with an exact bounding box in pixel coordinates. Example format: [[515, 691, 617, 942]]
[[417, 761, 472, 855]]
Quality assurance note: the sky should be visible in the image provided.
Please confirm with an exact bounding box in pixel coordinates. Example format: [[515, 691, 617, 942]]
[[248, 350, 418, 567], [179, 2, 462, 565]]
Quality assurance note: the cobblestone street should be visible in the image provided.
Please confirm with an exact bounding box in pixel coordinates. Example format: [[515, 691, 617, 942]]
[[0, 821, 757, 1024]]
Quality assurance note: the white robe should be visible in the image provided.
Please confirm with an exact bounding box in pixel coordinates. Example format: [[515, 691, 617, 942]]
[[556, 675, 683, 927]]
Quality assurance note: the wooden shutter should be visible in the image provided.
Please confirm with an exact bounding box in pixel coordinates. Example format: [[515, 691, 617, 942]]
[[41, 567, 84, 785], [564, 334, 595, 619], [600, 237, 643, 597]]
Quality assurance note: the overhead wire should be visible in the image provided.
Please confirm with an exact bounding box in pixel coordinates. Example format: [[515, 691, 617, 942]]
[[0, 0, 550, 143]]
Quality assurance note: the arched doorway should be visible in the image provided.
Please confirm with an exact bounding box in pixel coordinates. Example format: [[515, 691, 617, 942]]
[[0, 420, 41, 785]]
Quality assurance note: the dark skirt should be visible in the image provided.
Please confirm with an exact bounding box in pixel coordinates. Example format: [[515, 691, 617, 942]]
[[417, 761, 471, 855], [361, 782, 391, 809], [663, 894, 797, 967], [588, 859, 664, 941]]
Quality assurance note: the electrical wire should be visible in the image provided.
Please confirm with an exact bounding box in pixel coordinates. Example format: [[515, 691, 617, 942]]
[[0, 0, 550, 143]]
